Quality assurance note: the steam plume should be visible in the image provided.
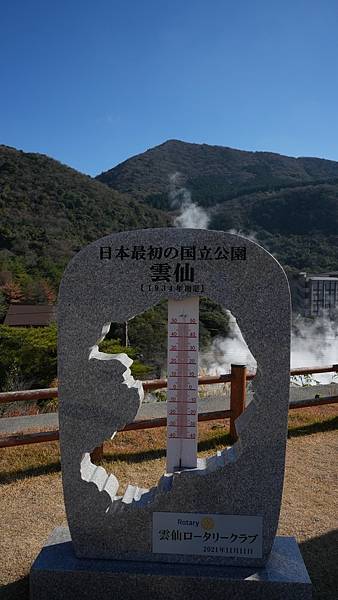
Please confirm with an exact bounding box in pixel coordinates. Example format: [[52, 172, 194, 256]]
[[200, 312, 257, 375], [169, 172, 209, 229], [291, 312, 338, 384]]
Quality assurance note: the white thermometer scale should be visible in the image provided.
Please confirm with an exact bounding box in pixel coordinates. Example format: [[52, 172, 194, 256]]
[[166, 297, 199, 473]]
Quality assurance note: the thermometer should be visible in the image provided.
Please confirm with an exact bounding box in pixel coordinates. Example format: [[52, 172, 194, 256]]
[[166, 297, 199, 473]]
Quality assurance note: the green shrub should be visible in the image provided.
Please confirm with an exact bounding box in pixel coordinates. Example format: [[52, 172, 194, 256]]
[[0, 325, 151, 392], [99, 338, 152, 379], [0, 324, 57, 390]]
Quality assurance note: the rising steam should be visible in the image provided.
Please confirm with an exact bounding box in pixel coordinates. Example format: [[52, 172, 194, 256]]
[[169, 172, 209, 229], [200, 311, 338, 385], [291, 312, 338, 384], [200, 312, 257, 375]]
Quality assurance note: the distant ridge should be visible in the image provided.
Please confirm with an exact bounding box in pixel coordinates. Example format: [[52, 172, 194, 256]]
[[1, 140, 337, 292], [97, 139, 338, 203], [96, 139, 338, 272]]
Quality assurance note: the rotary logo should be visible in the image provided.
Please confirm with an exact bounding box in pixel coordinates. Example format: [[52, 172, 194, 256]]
[[201, 516, 214, 530]]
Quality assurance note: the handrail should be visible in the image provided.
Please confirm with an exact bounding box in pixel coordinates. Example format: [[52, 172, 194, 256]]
[[290, 364, 338, 376], [0, 363, 337, 405], [0, 362, 338, 451]]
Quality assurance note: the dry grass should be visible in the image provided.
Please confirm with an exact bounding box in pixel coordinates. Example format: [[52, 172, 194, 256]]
[[0, 405, 337, 599]]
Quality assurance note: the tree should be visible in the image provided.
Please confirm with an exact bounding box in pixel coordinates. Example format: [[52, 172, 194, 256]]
[[1, 281, 24, 304], [24, 279, 56, 304], [40, 280, 56, 304], [0, 291, 7, 321]]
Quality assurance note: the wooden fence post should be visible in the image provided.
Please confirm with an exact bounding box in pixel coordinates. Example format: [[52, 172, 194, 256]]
[[230, 364, 247, 443]]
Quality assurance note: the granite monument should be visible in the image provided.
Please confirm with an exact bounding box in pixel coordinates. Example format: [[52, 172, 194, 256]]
[[30, 228, 312, 599]]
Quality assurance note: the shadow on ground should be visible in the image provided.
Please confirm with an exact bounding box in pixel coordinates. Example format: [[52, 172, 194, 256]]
[[0, 461, 60, 486], [288, 416, 338, 438], [103, 431, 233, 464], [300, 529, 338, 600], [0, 576, 29, 600], [103, 417, 337, 465], [1, 417, 336, 481]]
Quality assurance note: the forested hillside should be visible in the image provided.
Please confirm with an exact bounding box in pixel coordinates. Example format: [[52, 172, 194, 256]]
[[0, 145, 170, 308], [97, 140, 338, 272], [207, 183, 338, 272], [97, 139, 338, 203]]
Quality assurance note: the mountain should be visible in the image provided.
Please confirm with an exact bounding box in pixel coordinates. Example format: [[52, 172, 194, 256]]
[[96, 140, 338, 272], [0, 145, 170, 297], [97, 139, 338, 204], [1, 139, 338, 298]]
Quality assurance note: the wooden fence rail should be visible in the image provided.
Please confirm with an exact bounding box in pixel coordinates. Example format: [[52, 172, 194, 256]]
[[0, 364, 337, 451], [1, 364, 337, 405]]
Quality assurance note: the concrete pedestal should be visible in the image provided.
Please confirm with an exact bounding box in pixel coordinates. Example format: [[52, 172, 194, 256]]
[[30, 527, 312, 600]]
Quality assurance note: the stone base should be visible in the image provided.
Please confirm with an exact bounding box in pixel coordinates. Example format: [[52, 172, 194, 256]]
[[30, 527, 312, 600]]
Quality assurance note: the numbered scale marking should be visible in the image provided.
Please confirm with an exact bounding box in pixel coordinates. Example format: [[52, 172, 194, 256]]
[[166, 297, 199, 473]]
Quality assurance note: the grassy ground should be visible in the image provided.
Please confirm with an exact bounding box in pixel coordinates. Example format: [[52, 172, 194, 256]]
[[0, 405, 337, 599]]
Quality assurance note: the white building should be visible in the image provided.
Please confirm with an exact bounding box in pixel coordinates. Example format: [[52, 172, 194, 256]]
[[293, 272, 338, 317]]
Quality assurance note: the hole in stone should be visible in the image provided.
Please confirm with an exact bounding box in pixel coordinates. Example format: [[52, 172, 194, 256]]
[[199, 309, 257, 407], [81, 300, 257, 498]]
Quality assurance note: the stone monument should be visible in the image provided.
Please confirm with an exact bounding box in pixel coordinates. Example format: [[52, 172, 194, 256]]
[[30, 228, 312, 599]]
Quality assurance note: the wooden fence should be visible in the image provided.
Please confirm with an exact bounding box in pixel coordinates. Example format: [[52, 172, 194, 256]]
[[0, 364, 337, 452]]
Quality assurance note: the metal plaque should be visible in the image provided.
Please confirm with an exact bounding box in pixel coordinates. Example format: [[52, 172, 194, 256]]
[[153, 512, 262, 558]]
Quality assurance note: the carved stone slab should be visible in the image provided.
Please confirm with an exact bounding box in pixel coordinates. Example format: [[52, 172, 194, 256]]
[[58, 228, 291, 566]]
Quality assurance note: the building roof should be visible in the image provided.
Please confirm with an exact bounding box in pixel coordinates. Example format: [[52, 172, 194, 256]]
[[3, 304, 56, 326], [309, 271, 338, 278], [299, 271, 338, 281], [308, 276, 338, 281]]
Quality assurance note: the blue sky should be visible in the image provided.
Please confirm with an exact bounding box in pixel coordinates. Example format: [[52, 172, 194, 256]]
[[1, 0, 337, 175]]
